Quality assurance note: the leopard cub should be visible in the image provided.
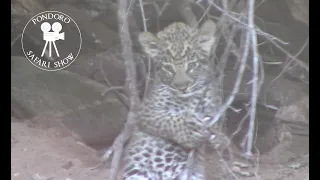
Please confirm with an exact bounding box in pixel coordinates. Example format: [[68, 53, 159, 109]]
[[122, 20, 221, 180], [137, 19, 221, 150]]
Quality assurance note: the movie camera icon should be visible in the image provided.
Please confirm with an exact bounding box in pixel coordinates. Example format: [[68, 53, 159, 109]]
[[40, 22, 65, 57]]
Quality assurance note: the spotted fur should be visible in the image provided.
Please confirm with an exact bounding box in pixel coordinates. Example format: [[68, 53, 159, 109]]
[[123, 131, 188, 180], [123, 20, 220, 180], [138, 19, 220, 150]]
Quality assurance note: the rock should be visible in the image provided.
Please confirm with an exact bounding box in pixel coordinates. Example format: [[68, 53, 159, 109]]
[[276, 95, 309, 124], [275, 95, 309, 140], [61, 161, 73, 170], [13, 0, 45, 15], [11, 56, 128, 148], [48, 4, 120, 55], [259, 95, 309, 164], [223, 68, 307, 107], [286, 0, 309, 26], [67, 48, 148, 101]]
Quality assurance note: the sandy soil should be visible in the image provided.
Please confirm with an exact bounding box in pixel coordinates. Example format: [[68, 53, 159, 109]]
[[11, 121, 309, 180], [11, 121, 110, 180]]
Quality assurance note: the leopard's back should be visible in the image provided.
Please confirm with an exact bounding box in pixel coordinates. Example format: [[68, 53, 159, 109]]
[[122, 130, 188, 179]]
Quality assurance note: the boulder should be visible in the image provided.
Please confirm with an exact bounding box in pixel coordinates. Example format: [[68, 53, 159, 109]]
[[11, 56, 128, 148]]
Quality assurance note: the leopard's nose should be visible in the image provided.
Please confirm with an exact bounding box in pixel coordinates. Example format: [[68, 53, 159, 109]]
[[171, 71, 193, 92], [173, 82, 189, 92]]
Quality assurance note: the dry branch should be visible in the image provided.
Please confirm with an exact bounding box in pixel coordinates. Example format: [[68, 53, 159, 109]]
[[107, 0, 141, 180], [207, 16, 251, 128], [246, 0, 260, 157]]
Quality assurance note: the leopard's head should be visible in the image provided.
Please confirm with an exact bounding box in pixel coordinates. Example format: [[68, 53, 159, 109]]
[[139, 20, 217, 94]]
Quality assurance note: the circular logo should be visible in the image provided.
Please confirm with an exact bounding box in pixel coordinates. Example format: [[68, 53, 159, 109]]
[[21, 11, 82, 71]]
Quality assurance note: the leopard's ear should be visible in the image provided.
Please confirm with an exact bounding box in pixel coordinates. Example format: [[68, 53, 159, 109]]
[[195, 20, 216, 56], [139, 32, 165, 58]]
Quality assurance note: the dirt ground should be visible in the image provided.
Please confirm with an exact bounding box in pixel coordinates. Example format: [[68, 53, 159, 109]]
[[11, 121, 110, 180], [11, 119, 309, 180]]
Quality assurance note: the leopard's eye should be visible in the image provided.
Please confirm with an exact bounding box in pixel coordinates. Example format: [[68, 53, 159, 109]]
[[162, 65, 174, 74], [187, 62, 198, 72]]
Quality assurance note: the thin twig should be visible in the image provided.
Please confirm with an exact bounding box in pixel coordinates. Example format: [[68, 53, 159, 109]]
[[260, 30, 309, 72], [207, 17, 252, 128], [126, 0, 135, 16], [119, 0, 136, 32], [144, 56, 151, 99], [98, 51, 130, 109], [101, 86, 125, 96], [209, 0, 289, 45], [139, 0, 148, 31], [263, 36, 309, 105], [107, 0, 141, 179], [246, 0, 260, 157], [194, 4, 211, 28], [138, 0, 151, 99], [263, 57, 294, 105], [158, 0, 172, 16], [251, 58, 265, 178], [218, 19, 241, 85], [11, 34, 22, 46]]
